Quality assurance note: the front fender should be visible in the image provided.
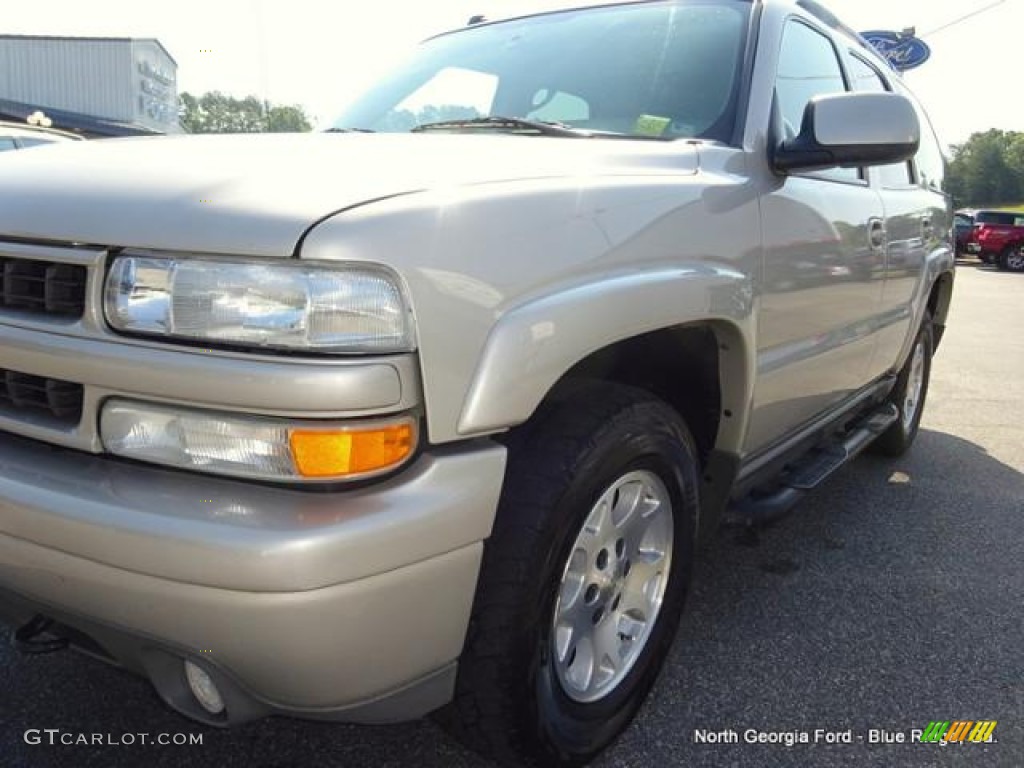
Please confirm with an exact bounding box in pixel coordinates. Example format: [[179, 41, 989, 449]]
[[300, 153, 760, 447]]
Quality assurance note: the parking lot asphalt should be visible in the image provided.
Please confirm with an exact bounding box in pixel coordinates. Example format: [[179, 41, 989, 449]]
[[2, 260, 1021, 768]]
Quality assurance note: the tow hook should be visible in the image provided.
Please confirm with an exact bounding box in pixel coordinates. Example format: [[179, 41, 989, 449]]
[[12, 615, 70, 655]]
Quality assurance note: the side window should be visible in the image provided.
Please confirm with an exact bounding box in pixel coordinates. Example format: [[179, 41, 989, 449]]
[[776, 20, 858, 182], [0, 137, 17, 153], [976, 212, 1013, 226], [846, 54, 913, 188], [898, 83, 946, 193]]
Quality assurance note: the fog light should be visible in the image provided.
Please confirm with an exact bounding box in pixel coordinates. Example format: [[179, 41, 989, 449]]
[[184, 660, 225, 715]]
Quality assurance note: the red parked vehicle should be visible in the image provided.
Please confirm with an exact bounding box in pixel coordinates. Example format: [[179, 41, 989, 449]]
[[967, 209, 1024, 271]]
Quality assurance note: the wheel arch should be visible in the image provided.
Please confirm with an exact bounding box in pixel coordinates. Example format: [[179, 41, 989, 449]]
[[456, 268, 756, 460], [541, 322, 749, 466], [927, 268, 955, 349]]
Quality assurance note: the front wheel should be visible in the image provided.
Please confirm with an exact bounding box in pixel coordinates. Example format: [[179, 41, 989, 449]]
[[443, 382, 699, 767], [872, 313, 933, 456], [998, 244, 1024, 272]]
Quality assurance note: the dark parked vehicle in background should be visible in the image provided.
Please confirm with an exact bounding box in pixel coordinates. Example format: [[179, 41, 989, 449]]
[[953, 210, 974, 256], [967, 209, 1024, 271]]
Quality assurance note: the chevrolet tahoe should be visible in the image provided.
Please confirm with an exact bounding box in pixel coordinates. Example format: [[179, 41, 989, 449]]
[[0, 1, 954, 765]]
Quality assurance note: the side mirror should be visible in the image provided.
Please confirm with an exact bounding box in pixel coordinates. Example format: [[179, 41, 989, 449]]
[[772, 92, 920, 173]]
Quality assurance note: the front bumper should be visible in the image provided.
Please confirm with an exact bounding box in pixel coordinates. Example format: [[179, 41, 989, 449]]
[[0, 432, 506, 724]]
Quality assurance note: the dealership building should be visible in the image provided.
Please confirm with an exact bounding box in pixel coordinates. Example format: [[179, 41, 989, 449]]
[[0, 35, 180, 137]]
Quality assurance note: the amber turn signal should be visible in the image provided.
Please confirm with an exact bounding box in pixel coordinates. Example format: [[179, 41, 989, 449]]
[[289, 421, 415, 479]]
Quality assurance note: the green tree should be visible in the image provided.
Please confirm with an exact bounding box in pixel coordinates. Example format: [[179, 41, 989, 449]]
[[373, 104, 482, 132], [945, 129, 1023, 208], [265, 104, 312, 132], [179, 91, 312, 134], [1006, 132, 1024, 185]]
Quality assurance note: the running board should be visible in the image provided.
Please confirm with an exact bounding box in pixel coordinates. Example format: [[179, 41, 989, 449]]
[[726, 402, 898, 525]]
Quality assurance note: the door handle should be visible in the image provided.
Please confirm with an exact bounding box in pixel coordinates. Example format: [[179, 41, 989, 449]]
[[868, 218, 886, 250]]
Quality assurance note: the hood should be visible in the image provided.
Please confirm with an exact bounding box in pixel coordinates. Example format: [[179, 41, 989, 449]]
[[0, 133, 698, 257]]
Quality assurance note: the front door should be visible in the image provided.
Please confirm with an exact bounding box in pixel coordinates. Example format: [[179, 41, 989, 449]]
[[746, 18, 886, 453]]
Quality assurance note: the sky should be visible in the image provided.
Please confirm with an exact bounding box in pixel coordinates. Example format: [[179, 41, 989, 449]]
[[5, 0, 1021, 150]]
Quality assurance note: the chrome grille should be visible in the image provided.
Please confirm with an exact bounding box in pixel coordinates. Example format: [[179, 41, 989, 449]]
[[1, 257, 87, 318], [0, 368, 83, 426]]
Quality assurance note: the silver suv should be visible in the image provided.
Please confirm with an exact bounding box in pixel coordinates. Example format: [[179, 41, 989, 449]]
[[0, 1, 953, 766]]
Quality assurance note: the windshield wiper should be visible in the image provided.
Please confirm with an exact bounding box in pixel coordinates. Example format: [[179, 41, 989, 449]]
[[324, 127, 376, 133], [410, 116, 590, 138]]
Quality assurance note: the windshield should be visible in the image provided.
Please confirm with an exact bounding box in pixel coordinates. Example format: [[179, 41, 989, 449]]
[[331, 1, 751, 141]]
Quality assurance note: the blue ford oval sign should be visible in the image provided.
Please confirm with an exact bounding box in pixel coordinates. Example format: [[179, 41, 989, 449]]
[[861, 30, 931, 71]]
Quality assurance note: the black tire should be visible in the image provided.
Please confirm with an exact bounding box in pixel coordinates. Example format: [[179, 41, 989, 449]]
[[441, 382, 699, 767], [998, 243, 1024, 272], [872, 313, 933, 456]]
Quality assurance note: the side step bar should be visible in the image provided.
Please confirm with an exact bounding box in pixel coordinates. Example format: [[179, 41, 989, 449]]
[[726, 402, 898, 525]]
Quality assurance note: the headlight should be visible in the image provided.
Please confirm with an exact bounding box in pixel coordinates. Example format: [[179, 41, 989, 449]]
[[105, 254, 414, 353], [101, 399, 417, 482]]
